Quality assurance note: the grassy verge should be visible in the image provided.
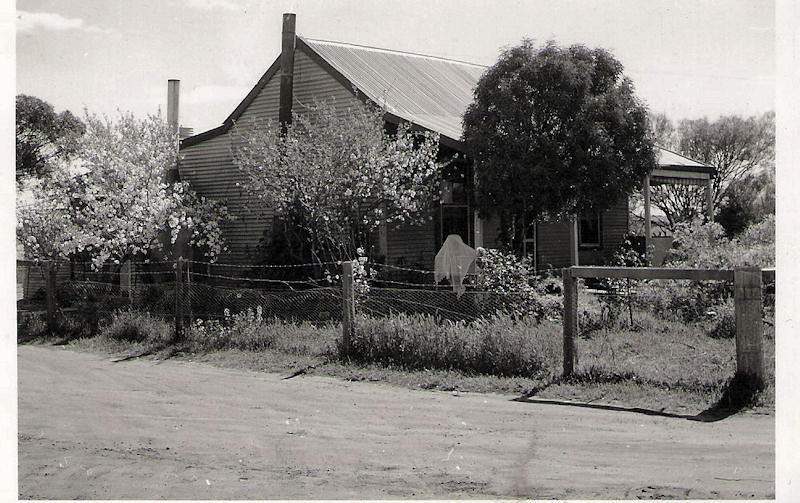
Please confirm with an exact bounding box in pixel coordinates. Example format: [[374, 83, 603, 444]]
[[19, 308, 775, 417]]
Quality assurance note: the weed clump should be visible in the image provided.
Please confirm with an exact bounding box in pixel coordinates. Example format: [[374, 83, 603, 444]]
[[706, 298, 736, 339], [18, 312, 91, 343], [100, 310, 172, 344], [187, 307, 337, 355]]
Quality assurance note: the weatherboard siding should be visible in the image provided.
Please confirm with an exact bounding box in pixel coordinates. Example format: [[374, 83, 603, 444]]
[[385, 214, 437, 270], [179, 50, 368, 265], [20, 262, 71, 300], [535, 220, 572, 269], [235, 69, 282, 126], [180, 130, 273, 264], [535, 197, 629, 269], [293, 48, 363, 115]]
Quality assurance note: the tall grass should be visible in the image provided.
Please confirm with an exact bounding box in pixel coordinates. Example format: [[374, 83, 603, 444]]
[[342, 313, 561, 378], [186, 310, 337, 356]]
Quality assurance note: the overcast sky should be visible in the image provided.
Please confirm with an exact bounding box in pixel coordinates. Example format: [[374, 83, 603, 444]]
[[16, 0, 775, 135]]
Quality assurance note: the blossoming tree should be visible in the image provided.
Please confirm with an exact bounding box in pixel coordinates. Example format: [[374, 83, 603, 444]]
[[17, 169, 91, 324], [233, 99, 441, 264], [17, 110, 230, 325], [73, 111, 230, 266]]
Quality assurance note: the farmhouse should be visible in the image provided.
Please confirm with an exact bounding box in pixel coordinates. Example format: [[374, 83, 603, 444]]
[[179, 13, 714, 270]]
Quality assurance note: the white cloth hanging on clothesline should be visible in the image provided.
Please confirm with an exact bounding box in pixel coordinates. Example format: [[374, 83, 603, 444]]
[[434, 234, 478, 298]]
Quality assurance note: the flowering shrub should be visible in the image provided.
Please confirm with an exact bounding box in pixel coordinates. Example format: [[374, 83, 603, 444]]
[[75, 111, 231, 265], [636, 216, 774, 322], [352, 247, 376, 297], [17, 169, 90, 264], [667, 215, 774, 269], [323, 248, 375, 297], [473, 248, 562, 321]]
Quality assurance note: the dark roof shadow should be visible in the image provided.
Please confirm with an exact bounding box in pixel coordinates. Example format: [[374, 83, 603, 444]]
[[511, 396, 740, 423]]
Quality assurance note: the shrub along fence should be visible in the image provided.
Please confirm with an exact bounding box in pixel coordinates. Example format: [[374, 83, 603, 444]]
[[560, 266, 776, 387]]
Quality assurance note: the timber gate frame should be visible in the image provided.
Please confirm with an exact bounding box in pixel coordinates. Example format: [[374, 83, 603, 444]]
[[562, 266, 775, 385]]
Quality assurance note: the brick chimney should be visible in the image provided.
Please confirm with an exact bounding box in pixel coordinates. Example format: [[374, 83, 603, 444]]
[[166, 79, 180, 183], [279, 13, 296, 131]]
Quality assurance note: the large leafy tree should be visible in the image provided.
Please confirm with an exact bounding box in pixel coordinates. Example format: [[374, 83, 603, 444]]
[[649, 112, 775, 230], [16, 94, 85, 184], [233, 99, 441, 263], [463, 40, 657, 250]]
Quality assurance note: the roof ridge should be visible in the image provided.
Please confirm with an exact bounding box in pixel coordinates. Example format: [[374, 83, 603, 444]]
[[300, 36, 488, 69]]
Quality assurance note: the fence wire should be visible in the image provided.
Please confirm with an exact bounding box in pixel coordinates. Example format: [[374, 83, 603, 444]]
[[358, 262, 564, 323], [17, 258, 776, 340], [18, 259, 346, 328]]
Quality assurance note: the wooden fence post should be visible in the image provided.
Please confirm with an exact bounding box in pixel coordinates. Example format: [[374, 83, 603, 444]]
[[44, 260, 57, 328], [644, 174, 652, 266], [562, 267, 577, 377], [120, 259, 132, 302], [342, 261, 355, 356], [174, 258, 184, 341], [734, 267, 763, 385]]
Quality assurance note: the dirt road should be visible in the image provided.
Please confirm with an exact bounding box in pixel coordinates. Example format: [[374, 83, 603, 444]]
[[18, 345, 774, 499]]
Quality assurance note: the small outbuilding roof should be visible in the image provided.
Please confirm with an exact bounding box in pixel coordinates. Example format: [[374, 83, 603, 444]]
[[655, 146, 714, 172]]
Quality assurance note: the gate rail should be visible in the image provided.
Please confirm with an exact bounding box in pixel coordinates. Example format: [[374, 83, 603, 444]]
[[562, 266, 774, 384]]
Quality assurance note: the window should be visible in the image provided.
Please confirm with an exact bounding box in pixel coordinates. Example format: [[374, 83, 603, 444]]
[[579, 213, 601, 247], [440, 179, 467, 205], [439, 164, 471, 246], [441, 205, 470, 243]]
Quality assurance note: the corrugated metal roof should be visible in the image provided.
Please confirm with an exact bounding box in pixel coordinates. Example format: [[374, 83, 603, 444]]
[[185, 36, 712, 173], [655, 146, 712, 169], [302, 38, 711, 171], [302, 38, 486, 143]]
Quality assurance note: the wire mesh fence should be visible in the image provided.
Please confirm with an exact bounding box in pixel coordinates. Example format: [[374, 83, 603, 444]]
[[18, 257, 571, 332], [17, 257, 776, 345], [358, 263, 564, 323], [17, 259, 350, 330]]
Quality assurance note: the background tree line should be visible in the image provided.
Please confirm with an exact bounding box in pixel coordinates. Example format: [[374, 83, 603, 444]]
[[648, 111, 775, 237]]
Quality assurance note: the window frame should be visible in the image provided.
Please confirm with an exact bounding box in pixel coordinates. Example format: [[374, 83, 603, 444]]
[[438, 163, 472, 247], [578, 212, 602, 249]]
